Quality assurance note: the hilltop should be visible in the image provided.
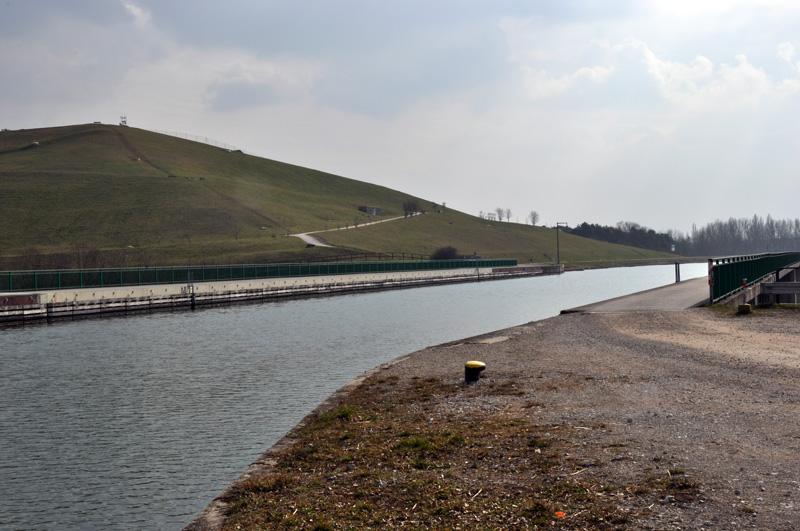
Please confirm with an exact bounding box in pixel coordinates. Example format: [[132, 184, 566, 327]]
[[0, 124, 678, 269]]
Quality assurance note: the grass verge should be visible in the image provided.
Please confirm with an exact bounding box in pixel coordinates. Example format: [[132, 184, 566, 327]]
[[222, 374, 698, 530]]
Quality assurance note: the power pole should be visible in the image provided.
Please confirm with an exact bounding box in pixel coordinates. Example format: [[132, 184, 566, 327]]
[[556, 222, 568, 264]]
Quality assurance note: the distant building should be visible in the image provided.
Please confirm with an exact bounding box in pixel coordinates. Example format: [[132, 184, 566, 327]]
[[358, 206, 381, 216]]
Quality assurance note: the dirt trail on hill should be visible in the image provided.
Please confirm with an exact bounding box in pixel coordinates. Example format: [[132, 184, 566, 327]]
[[291, 213, 423, 247]]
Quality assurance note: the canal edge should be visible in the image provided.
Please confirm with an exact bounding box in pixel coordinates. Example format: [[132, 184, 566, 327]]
[[182, 350, 419, 531]]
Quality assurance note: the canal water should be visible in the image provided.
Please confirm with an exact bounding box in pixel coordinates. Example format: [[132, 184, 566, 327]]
[[0, 263, 707, 530]]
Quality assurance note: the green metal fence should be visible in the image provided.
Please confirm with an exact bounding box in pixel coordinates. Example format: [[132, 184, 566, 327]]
[[0, 259, 517, 293], [709, 252, 800, 303]]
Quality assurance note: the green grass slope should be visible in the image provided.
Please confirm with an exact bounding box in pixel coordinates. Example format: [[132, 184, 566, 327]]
[[320, 209, 676, 263], [0, 124, 678, 269]]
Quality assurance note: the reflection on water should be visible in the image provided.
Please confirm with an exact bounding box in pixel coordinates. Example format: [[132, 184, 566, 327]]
[[0, 263, 707, 529]]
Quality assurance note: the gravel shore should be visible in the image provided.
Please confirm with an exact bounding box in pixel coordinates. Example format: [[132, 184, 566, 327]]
[[384, 307, 800, 529], [190, 306, 800, 530]]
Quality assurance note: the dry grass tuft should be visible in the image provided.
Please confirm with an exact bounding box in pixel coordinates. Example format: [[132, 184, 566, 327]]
[[223, 373, 700, 530]]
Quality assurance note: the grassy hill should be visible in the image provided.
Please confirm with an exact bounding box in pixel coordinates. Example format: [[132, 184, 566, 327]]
[[320, 210, 675, 264], [0, 124, 679, 269]]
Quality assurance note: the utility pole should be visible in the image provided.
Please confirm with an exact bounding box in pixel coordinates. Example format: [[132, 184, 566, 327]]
[[556, 222, 568, 264]]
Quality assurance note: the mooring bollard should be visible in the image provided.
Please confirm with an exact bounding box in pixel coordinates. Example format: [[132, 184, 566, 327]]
[[465, 360, 486, 383]]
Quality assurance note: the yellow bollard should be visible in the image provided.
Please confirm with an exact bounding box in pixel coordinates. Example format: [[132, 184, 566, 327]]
[[465, 360, 486, 383]]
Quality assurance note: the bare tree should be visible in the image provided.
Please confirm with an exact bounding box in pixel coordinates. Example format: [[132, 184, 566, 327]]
[[495, 207, 505, 222], [505, 208, 512, 222], [528, 211, 540, 226], [403, 199, 419, 217]]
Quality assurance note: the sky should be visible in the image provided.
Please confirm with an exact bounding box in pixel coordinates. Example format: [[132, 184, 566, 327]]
[[3, 1, 800, 234]]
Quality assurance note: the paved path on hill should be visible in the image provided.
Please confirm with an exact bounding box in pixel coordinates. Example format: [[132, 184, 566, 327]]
[[565, 276, 710, 313], [291, 213, 423, 247]]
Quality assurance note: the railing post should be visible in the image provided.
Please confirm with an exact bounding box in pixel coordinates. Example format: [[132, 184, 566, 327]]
[[708, 258, 714, 304]]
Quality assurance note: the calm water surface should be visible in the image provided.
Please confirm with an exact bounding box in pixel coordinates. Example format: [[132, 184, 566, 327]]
[[0, 264, 707, 529]]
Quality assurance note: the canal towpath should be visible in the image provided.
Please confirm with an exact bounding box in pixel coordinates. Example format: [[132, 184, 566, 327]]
[[564, 275, 709, 313]]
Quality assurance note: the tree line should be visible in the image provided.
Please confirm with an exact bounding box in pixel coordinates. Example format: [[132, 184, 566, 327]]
[[673, 215, 800, 256], [564, 221, 674, 253], [564, 215, 800, 257]]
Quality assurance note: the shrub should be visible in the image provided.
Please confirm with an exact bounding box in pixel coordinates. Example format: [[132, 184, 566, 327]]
[[430, 246, 458, 260]]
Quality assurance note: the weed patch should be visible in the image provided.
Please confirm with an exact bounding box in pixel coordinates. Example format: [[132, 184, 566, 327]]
[[222, 370, 700, 530]]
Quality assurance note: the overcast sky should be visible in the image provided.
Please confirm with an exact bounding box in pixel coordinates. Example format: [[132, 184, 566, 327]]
[[3, 1, 800, 233]]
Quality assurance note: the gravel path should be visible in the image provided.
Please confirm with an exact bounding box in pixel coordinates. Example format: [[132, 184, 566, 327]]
[[291, 213, 423, 247], [379, 308, 800, 529]]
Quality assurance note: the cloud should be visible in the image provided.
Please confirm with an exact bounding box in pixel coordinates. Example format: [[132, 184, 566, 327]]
[[131, 0, 516, 117], [509, 32, 799, 116], [120, 0, 152, 28], [521, 65, 612, 99], [644, 48, 800, 112], [0, 0, 168, 119], [205, 55, 318, 111], [777, 42, 795, 63]]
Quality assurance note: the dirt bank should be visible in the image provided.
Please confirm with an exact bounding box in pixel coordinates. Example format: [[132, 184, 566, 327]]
[[192, 307, 800, 530]]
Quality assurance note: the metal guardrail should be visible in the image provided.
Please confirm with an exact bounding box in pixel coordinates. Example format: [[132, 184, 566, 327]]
[[279, 252, 430, 264], [0, 259, 517, 293], [708, 252, 800, 303]]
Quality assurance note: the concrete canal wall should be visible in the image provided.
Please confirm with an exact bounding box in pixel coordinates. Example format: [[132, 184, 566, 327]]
[[0, 264, 561, 324]]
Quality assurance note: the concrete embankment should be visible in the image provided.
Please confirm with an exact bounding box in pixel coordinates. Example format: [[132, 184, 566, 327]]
[[0, 264, 560, 324]]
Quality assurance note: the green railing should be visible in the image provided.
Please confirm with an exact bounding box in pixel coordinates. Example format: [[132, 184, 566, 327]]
[[0, 259, 517, 293], [708, 252, 800, 303]]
